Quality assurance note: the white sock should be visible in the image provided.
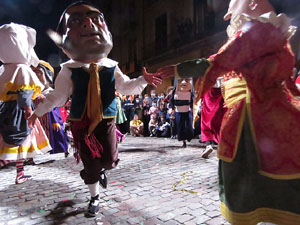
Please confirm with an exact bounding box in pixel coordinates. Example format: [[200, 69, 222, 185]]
[[88, 182, 100, 198]]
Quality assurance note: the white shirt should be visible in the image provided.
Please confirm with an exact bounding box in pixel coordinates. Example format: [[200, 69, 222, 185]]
[[34, 58, 147, 117]]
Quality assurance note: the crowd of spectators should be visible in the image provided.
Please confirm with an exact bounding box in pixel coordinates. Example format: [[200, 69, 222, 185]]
[[118, 88, 201, 140]]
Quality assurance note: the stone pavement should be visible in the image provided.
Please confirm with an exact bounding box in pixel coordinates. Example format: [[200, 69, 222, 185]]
[[0, 136, 272, 225]]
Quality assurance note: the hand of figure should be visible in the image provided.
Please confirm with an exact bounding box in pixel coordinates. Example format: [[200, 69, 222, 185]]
[[27, 113, 37, 129], [142, 67, 162, 88], [155, 65, 177, 79], [34, 94, 46, 105], [24, 106, 33, 120]]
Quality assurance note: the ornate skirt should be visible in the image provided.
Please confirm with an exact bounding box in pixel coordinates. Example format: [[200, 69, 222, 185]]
[[0, 119, 51, 160]]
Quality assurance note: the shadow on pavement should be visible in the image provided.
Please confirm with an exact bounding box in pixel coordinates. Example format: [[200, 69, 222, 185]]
[[0, 179, 91, 225]]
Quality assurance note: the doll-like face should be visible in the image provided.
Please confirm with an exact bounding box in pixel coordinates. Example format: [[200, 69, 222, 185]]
[[224, 0, 274, 21], [61, 4, 113, 63], [177, 78, 192, 92], [32, 66, 48, 86], [224, 0, 274, 37]]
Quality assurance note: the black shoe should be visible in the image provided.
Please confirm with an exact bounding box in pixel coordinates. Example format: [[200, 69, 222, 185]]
[[24, 158, 35, 165], [99, 170, 107, 189], [87, 195, 100, 217]]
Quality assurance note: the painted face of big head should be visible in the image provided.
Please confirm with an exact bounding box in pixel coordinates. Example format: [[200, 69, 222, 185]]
[[61, 4, 113, 63], [177, 78, 193, 92]]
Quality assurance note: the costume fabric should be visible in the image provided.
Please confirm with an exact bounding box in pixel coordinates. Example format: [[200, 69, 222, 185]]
[[175, 12, 300, 225], [34, 58, 147, 184], [36, 88, 68, 155], [201, 87, 226, 143], [0, 23, 51, 160]]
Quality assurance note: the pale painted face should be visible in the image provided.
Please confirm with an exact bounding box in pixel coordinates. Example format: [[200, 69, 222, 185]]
[[32, 66, 48, 86], [224, 0, 274, 21], [224, 0, 274, 37], [177, 78, 192, 92], [62, 4, 113, 63]]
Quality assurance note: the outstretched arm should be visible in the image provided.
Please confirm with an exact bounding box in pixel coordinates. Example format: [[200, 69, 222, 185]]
[[142, 67, 162, 88], [115, 65, 161, 95], [143, 58, 211, 80]]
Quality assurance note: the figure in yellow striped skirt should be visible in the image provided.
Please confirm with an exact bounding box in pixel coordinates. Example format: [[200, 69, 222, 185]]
[[0, 23, 52, 184]]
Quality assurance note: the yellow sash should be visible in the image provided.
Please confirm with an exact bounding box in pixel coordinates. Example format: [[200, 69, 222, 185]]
[[224, 77, 247, 108], [87, 63, 103, 135]]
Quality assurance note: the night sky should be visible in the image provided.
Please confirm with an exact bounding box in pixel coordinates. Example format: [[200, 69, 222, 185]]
[[0, 0, 111, 68]]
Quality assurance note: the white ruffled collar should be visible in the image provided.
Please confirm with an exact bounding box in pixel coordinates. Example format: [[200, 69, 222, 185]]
[[62, 57, 118, 69], [227, 12, 297, 40]]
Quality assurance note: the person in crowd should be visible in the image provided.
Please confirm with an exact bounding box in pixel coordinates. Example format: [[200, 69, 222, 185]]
[[155, 115, 171, 137], [32, 61, 69, 157], [149, 101, 159, 120], [114, 91, 127, 135], [142, 97, 151, 136], [168, 109, 177, 139], [148, 114, 158, 137], [169, 78, 194, 148], [163, 86, 174, 105], [147, 0, 300, 224], [129, 114, 144, 137], [134, 101, 144, 120], [123, 95, 136, 134], [150, 89, 158, 105], [157, 92, 166, 107], [0, 23, 51, 184], [29, 1, 161, 217], [158, 102, 167, 118]]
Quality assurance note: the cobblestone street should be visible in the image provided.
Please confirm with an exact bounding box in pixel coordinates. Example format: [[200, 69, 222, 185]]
[[0, 136, 230, 225]]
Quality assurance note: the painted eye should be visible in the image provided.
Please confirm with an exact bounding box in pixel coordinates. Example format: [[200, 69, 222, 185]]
[[67, 18, 81, 28]]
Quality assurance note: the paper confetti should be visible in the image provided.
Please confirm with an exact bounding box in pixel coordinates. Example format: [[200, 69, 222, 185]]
[[39, 209, 45, 213], [172, 171, 199, 195]]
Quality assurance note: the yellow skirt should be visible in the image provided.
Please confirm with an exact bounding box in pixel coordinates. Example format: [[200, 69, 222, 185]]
[[0, 119, 52, 160]]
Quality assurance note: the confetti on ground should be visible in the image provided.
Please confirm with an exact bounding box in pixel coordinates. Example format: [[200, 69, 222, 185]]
[[172, 171, 200, 195], [39, 209, 45, 213], [62, 199, 68, 202], [118, 185, 123, 188]]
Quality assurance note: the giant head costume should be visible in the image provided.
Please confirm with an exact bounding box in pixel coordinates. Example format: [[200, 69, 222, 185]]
[[55, 1, 113, 63]]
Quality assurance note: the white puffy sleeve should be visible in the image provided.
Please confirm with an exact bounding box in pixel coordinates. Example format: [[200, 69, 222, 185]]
[[114, 65, 147, 95], [34, 65, 73, 117]]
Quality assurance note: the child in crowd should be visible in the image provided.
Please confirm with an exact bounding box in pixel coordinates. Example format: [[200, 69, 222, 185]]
[[0, 23, 51, 184], [155, 115, 171, 137], [148, 114, 158, 137], [130, 114, 144, 137]]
